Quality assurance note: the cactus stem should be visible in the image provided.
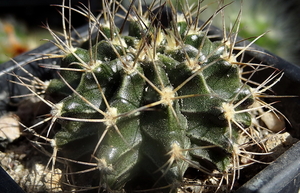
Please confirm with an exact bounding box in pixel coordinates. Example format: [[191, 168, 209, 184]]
[[55, 71, 133, 155], [8, 0, 292, 192], [57, 72, 105, 115]]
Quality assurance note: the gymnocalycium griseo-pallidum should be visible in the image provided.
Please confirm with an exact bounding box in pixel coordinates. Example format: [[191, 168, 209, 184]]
[[12, 0, 289, 192]]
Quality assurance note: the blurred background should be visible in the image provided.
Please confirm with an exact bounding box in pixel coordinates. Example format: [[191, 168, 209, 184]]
[[0, 0, 300, 65], [0, 0, 102, 63]]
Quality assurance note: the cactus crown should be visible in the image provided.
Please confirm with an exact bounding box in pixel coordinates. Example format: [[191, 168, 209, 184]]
[[15, 0, 286, 192]]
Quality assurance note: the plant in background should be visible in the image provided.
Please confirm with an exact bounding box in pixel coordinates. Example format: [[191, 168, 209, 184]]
[[0, 16, 50, 63], [11, 0, 287, 192]]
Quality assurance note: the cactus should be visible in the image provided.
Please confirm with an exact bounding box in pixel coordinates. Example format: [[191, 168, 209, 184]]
[[14, 0, 286, 192]]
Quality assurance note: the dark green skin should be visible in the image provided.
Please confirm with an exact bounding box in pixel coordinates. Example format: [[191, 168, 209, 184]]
[[46, 17, 254, 192]]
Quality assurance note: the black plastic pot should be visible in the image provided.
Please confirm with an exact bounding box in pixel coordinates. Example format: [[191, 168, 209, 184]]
[[0, 166, 25, 193], [236, 140, 300, 193], [0, 17, 300, 193]]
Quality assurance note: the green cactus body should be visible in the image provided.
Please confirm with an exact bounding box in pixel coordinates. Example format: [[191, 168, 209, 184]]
[[27, 1, 282, 192]]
